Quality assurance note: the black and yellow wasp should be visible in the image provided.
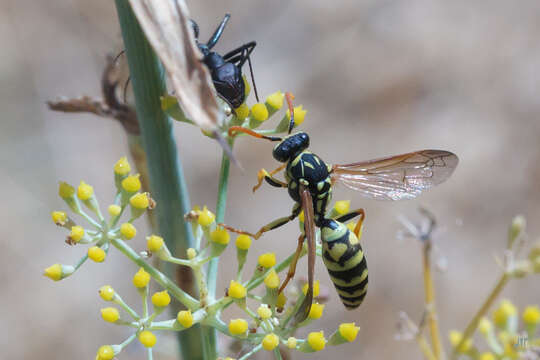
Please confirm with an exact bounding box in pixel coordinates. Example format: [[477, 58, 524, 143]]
[[223, 93, 458, 321]]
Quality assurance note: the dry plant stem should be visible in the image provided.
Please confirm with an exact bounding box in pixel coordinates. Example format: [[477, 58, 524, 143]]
[[423, 240, 444, 359], [450, 273, 510, 360]]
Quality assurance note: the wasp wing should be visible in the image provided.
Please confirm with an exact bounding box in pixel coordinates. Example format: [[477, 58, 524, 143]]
[[331, 150, 458, 201], [294, 185, 316, 324]]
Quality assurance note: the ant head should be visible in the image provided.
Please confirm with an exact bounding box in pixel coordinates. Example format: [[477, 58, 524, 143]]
[[272, 132, 310, 162]]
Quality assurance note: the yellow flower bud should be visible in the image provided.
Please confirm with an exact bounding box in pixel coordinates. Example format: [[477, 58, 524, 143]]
[[43, 263, 63, 281], [339, 323, 360, 342], [262, 333, 279, 351], [286, 105, 307, 127], [120, 223, 137, 240], [333, 200, 350, 215], [243, 75, 250, 98], [251, 103, 269, 122], [346, 222, 356, 232], [51, 211, 67, 225], [266, 91, 284, 110], [235, 235, 251, 250], [523, 305, 540, 325], [449, 330, 472, 353], [493, 299, 517, 327], [210, 228, 230, 245], [228, 280, 246, 299], [258, 253, 276, 268], [138, 330, 156, 348], [302, 280, 320, 297], [478, 317, 492, 335], [298, 210, 304, 223], [133, 268, 151, 288], [77, 181, 94, 200], [197, 206, 215, 226], [99, 285, 115, 301], [58, 181, 75, 198], [108, 205, 121, 217], [257, 305, 272, 320], [479, 353, 495, 360], [264, 269, 280, 289], [121, 174, 141, 193], [235, 103, 250, 120], [97, 345, 115, 360], [100, 307, 120, 323], [114, 157, 131, 176], [70, 225, 85, 243], [187, 248, 197, 259], [276, 293, 287, 308], [307, 331, 326, 351], [286, 337, 297, 349], [308, 303, 325, 319], [88, 246, 106, 263], [130, 192, 149, 209], [151, 290, 171, 307], [228, 318, 248, 335], [147, 235, 164, 252], [177, 310, 193, 328]]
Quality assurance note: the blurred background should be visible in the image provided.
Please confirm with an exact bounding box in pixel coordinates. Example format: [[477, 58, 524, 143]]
[[2, 0, 540, 359]]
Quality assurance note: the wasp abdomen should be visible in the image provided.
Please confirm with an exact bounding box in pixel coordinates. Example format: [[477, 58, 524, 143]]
[[321, 220, 368, 309]]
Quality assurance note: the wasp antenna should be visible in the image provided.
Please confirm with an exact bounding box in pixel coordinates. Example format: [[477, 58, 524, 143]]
[[228, 126, 281, 142], [285, 92, 295, 134]]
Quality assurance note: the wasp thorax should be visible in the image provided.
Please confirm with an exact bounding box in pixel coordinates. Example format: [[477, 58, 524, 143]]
[[272, 132, 310, 162]]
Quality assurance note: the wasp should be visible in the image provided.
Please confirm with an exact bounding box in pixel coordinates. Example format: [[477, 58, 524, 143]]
[[222, 94, 458, 321], [191, 14, 259, 109]]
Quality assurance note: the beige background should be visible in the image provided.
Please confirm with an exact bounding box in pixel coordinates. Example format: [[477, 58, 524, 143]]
[[1, 0, 540, 359]]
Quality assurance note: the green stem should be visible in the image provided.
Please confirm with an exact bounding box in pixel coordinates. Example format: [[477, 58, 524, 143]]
[[239, 344, 262, 360], [114, 1, 204, 358]]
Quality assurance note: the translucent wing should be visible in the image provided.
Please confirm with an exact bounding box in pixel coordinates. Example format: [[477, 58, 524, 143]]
[[331, 150, 458, 201]]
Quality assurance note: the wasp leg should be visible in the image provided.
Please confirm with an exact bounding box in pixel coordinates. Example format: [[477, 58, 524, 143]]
[[278, 233, 305, 294], [333, 208, 365, 238], [253, 163, 287, 192]]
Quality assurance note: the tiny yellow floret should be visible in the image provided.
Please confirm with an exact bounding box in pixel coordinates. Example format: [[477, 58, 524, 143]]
[[114, 157, 131, 176], [121, 174, 141, 192], [210, 228, 230, 245], [308, 303, 325, 319], [130, 192, 149, 209], [346, 222, 356, 232], [264, 269, 280, 289], [228, 280, 247, 299], [43, 263, 62, 281], [478, 317, 492, 335], [307, 331, 326, 351], [197, 206, 216, 226], [147, 235, 164, 252], [298, 210, 304, 223], [151, 290, 171, 307], [58, 181, 75, 198], [479, 353, 496, 360], [235, 103, 250, 120], [523, 305, 540, 325], [177, 310, 193, 328], [138, 330, 156, 348], [228, 318, 248, 335], [286, 105, 307, 126], [251, 103, 269, 122], [70, 225, 85, 242], [77, 181, 94, 200], [286, 337, 297, 349], [101, 307, 120, 323], [257, 305, 272, 320], [262, 333, 279, 351], [88, 246, 106, 263], [493, 299, 517, 327], [276, 293, 287, 308], [133, 268, 151, 288], [51, 211, 67, 225], [266, 91, 285, 110], [333, 200, 350, 215], [187, 248, 197, 259], [108, 205, 121, 217], [99, 285, 115, 301], [339, 323, 360, 342], [97, 345, 115, 360], [120, 223, 136, 240], [302, 280, 320, 297], [449, 330, 472, 353], [258, 253, 276, 268], [235, 235, 252, 250]]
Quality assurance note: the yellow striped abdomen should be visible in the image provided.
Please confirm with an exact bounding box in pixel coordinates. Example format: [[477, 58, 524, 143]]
[[321, 219, 368, 309]]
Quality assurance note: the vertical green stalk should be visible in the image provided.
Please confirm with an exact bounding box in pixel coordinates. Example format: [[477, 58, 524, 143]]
[[114, 1, 204, 358]]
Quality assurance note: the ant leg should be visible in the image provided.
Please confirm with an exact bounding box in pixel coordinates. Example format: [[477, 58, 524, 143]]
[[253, 163, 287, 192], [223, 42, 259, 101], [333, 208, 366, 238], [278, 234, 305, 294], [189, 19, 200, 39], [206, 14, 230, 49]]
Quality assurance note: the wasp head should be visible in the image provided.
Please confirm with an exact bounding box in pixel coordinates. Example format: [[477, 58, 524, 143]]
[[272, 132, 310, 162]]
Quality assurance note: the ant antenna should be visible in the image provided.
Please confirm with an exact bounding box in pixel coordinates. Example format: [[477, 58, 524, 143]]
[[286, 92, 295, 134], [207, 14, 231, 49], [228, 126, 281, 142]]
